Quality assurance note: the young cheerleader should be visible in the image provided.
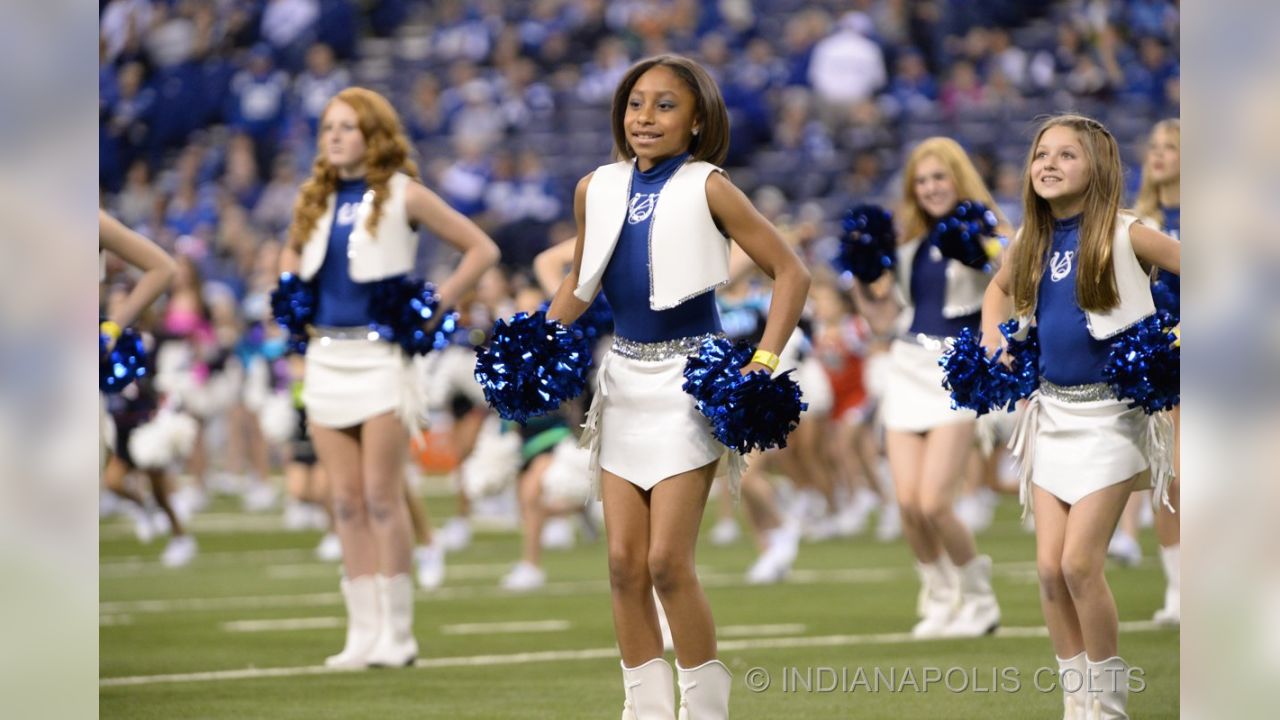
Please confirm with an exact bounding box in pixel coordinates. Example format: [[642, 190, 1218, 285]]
[[544, 55, 810, 719], [1133, 118, 1181, 625], [981, 115, 1180, 719], [857, 137, 1014, 638], [279, 87, 499, 668]]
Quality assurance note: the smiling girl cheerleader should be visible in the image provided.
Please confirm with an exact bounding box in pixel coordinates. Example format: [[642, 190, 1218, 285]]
[[981, 115, 1180, 719]]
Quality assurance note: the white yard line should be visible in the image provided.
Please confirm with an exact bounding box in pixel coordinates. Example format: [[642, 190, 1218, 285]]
[[440, 620, 572, 635], [223, 617, 346, 632], [100, 621, 1171, 688], [718, 624, 808, 637], [100, 563, 1046, 615]]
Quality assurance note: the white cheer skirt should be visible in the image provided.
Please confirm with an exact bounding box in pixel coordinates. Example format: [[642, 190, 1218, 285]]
[[302, 331, 426, 434], [1009, 381, 1174, 517], [881, 337, 976, 432], [580, 335, 746, 501]]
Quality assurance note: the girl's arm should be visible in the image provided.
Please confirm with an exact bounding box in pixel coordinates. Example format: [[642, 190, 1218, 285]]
[[1130, 222, 1180, 275], [279, 243, 300, 274], [99, 209, 177, 328], [706, 172, 812, 373], [532, 238, 575, 297], [405, 180, 502, 310], [979, 249, 1015, 359], [545, 174, 594, 326]]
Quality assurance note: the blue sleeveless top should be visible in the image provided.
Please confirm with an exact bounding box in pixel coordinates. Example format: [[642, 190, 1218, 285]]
[[1036, 214, 1112, 386], [1153, 205, 1179, 316], [600, 153, 723, 342], [314, 178, 376, 326], [907, 239, 980, 338]]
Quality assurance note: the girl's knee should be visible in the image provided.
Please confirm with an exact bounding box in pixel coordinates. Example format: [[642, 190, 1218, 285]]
[[1037, 557, 1068, 601], [332, 493, 366, 522], [1061, 551, 1104, 595], [607, 546, 648, 594], [647, 548, 694, 597], [917, 495, 952, 525]]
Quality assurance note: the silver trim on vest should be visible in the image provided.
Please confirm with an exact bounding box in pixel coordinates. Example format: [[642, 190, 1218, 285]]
[[1038, 379, 1116, 403], [610, 333, 725, 362]]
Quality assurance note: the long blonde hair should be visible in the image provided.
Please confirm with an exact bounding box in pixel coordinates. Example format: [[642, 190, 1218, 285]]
[[898, 136, 1010, 243], [288, 87, 420, 252], [1008, 114, 1123, 315], [1133, 118, 1180, 228]]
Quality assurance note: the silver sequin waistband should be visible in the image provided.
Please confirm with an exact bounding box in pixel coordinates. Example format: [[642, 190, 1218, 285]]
[[308, 325, 385, 342], [1038, 379, 1116, 403], [610, 333, 724, 362]]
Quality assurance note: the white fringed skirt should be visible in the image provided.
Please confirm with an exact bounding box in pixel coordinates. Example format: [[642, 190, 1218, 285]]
[[881, 337, 976, 432], [302, 328, 425, 433], [580, 334, 746, 500], [1009, 380, 1174, 516]]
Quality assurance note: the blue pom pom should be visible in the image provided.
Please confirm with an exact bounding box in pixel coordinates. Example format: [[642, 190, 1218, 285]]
[[929, 200, 1000, 270], [473, 311, 592, 424], [939, 328, 1011, 415], [575, 295, 615, 342], [537, 296, 615, 345], [998, 319, 1040, 404], [1103, 312, 1180, 414], [368, 275, 457, 355], [100, 328, 148, 394], [682, 337, 807, 453], [269, 272, 316, 355], [1151, 278, 1179, 323], [835, 204, 897, 284]]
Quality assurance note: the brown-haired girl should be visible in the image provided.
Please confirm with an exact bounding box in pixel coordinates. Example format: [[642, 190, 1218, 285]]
[[545, 55, 810, 719], [981, 114, 1180, 719]]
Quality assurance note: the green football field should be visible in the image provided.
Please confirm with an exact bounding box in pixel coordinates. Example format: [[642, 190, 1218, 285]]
[[100, 489, 1178, 719]]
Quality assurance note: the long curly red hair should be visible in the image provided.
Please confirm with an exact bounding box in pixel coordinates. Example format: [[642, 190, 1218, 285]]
[[288, 87, 419, 252]]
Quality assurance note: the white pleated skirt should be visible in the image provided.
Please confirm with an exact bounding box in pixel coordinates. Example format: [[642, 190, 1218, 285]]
[[302, 333, 423, 431], [580, 336, 745, 499], [1009, 382, 1174, 515], [881, 338, 976, 432]]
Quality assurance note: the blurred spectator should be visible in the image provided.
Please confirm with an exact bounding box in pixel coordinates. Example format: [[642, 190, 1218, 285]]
[[100, 0, 153, 64], [261, 0, 318, 71], [883, 49, 939, 118], [437, 137, 494, 218], [226, 45, 290, 180], [940, 60, 985, 116], [293, 43, 350, 143], [101, 62, 155, 192], [406, 75, 450, 144], [252, 154, 301, 237], [483, 150, 562, 269], [1124, 36, 1179, 110], [432, 1, 493, 63], [986, 27, 1029, 90], [808, 11, 887, 124], [116, 161, 160, 230], [576, 37, 631, 105]]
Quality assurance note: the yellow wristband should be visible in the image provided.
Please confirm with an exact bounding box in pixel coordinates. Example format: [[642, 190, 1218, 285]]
[[751, 349, 780, 372], [100, 320, 123, 341]]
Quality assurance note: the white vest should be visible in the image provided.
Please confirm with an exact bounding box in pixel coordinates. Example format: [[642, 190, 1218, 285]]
[[1020, 212, 1155, 339], [893, 236, 991, 321], [297, 172, 418, 282], [573, 159, 731, 310]]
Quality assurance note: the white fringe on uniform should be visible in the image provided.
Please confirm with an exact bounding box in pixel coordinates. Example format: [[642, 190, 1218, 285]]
[[1009, 382, 1175, 517]]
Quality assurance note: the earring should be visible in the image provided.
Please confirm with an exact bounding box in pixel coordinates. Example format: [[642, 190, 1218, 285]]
[[693, 128, 700, 135]]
